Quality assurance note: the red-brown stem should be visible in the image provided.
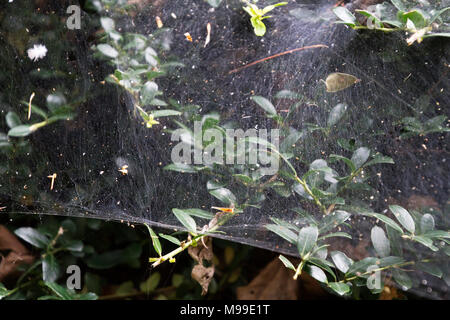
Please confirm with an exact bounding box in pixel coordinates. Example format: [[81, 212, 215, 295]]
[[228, 44, 328, 75]]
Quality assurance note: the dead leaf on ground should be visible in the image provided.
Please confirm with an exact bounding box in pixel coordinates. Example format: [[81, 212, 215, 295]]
[[237, 258, 329, 300], [0, 225, 34, 282], [188, 237, 214, 295]]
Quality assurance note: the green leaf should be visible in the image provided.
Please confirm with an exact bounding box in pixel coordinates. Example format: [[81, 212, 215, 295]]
[[319, 232, 352, 240], [97, 44, 118, 59], [151, 109, 181, 118], [159, 234, 181, 246], [356, 10, 384, 28], [251, 96, 277, 116], [420, 214, 435, 233], [327, 103, 347, 127], [209, 188, 237, 206], [371, 226, 390, 257], [261, 2, 288, 15], [364, 155, 394, 167], [401, 10, 427, 29], [329, 154, 356, 172], [251, 17, 267, 36], [145, 47, 158, 66], [181, 208, 214, 220], [115, 282, 136, 297], [297, 226, 318, 258], [8, 125, 32, 137], [46, 93, 67, 112], [430, 7, 450, 24], [100, 17, 115, 32], [164, 163, 197, 173], [142, 81, 159, 103], [392, 269, 412, 290], [292, 183, 313, 200], [390, 0, 407, 12], [386, 225, 403, 256], [205, 0, 222, 8], [308, 257, 336, 281], [346, 257, 378, 276], [319, 210, 351, 233], [265, 224, 297, 244], [172, 209, 197, 234], [6, 111, 21, 128], [416, 262, 442, 278], [330, 251, 354, 273], [351, 147, 370, 170], [279, 255, 296, 271], [65, 240, 83, 252], [14, 227, 50, 248], [140, 273, 161, 292], [86, 244, 142, 269], [0, 283, 12, 299], [389, 205, 415, 234], [306, 265, 328, 283], [423, 230, 450, 239], [378, 256, 404, 268], [411, 235, 438, 251], [360, 212, 404, 234], [43, 282, 73, 300], [275, 90, 302, 99], [146, 225, 162, 257], [328, 282, 350, 296], [270, 217, 299, 232], [333, 7, 358, 27], [42, 254, 60, 282]]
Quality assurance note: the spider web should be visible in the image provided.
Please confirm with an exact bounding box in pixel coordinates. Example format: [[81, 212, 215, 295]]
[[0, 0, 449, 299]]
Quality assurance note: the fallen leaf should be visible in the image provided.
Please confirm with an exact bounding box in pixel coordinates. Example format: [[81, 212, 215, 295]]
[[188, 237, 214, 295], [325, 72, 360, 92], [0, 225, 35, 281], [236, 257, 331, 299]]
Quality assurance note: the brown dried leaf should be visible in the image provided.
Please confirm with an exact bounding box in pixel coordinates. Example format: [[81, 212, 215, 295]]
[[325, 72, 360, 92], [188, 237, 214, 295], [236, 258, 300, 300], [0, 225, 34, 281]]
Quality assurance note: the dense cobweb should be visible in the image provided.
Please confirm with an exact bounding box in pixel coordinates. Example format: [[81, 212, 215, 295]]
[[0, 0, 449, 299]]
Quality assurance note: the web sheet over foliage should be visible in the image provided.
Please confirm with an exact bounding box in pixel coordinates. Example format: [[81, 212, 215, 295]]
[[0, 0, 449, 299]]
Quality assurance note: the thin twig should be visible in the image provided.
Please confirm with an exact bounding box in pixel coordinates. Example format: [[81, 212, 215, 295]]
[[228, 44, 328, 74]]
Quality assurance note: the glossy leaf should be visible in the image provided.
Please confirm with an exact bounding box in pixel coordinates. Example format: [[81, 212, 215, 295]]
[[327, 103, 348, 127], [420, 214, 435, 233], [351, 147, 370, 170], [14, 227, 50, 248], [297, 226, 318, 258], [265, 224, 297, 244], [328, 282, 350, 296], [306, 265, 328, 283], [42, 254, 60, 283], [279, 255, 296, 271], [146, 225, 162, 257], [251, 96, 277, 116], [172, 209, 197, 234], [361, 212, 404, 234], [371, 226, 390, 257], [209, 188, 237, 206], [389, 205, 415, 234], [330, 251, 353, 273], [393, 269, 412, 290], [333, 7, 357, 27], [159, 234, 181, 246]]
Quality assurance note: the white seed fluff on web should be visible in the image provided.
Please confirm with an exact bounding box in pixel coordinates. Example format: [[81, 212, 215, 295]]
[[27, 44, 48, 61]]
